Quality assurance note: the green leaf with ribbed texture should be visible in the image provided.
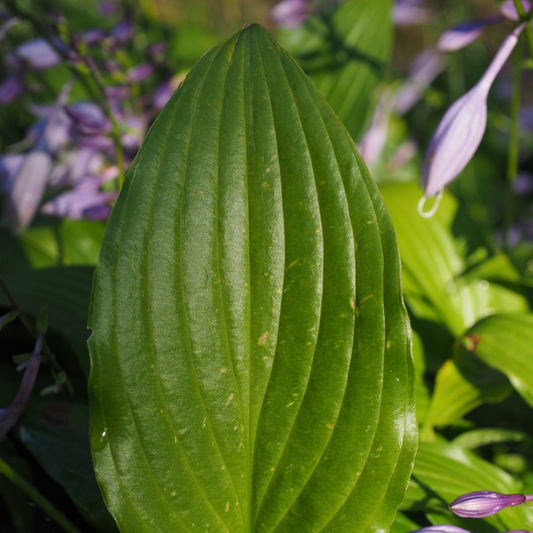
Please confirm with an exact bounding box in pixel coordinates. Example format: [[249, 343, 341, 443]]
[[402, 440, 533, 531], [380, 182, 529, 336], [277, 0, 392, 140], [460, 314, 533, 409], [88, 24, 416, 533]]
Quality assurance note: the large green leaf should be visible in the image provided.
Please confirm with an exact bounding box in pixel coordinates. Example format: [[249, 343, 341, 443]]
[[277, 0, 392, 140], [380, 182, 529, 336], [460, 314, 533, 408], [88, 24, 416, 533]]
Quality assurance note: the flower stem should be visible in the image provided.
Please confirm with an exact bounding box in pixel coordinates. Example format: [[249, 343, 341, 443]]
[[512, 0, 533, 59], [0, 272, 74, 399], [0, 457, 83, 533], [504, 45, 522, 250]]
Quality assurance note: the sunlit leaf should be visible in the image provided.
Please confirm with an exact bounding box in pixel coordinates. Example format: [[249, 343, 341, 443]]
[[89, 24, 416, 533], [461, 314, 533, 408], [380, 182, 529, 336]]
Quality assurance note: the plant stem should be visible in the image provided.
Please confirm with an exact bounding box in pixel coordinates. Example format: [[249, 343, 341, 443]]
[[0, 272, 74, 399], [512, 0, 533, 59], [504, 45, 522, 250], [0, 457, 83, 533]]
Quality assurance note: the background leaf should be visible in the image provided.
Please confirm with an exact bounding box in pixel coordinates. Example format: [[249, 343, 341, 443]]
[[461, 314, 533, 408], [277, 0, 393, 140], [380, 182, 529, 336], [16, 403, 118, 533], [89, 24, 416, 533]]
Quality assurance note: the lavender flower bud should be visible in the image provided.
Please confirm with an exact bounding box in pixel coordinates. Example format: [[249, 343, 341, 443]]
[[422, 23, 526, 198], [112, 20, 133, 43], [450, 490, 529, 518]]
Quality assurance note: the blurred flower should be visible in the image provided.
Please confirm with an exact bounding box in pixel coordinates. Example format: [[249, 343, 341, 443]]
[[42, 166, 118, 219], [0, 77, 23, 105], [0, 332, 43, 441], [410, 528, 531, 533], [99, 0, 119, 16], [126, 63, 155, 83], [0, 17, 19, 43], [514, 172, 533, 195], [394, 0, 435, 26], [450, 490, 532, 518], [16, 38, 60, 70], [395, 48, 446, 114], [438, 16, 502, 52], [66, 102, 110, 135], [271, 0, 311, 27], [153, 81, 174, 110], [112, 20, 133, 43], [500, 0, 532, 20], [422, 23, 526, 198]]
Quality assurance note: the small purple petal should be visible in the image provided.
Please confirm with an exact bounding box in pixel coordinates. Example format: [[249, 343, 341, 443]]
[[422, 24, 525, 197], [112, 20, 133, 43], [126, 64, 155, 83], [450, 490, 527, 518], [394, 0, 435, 26], [148, 41, 167, 57], [65, 102, 110, 135], [153, 81, 174, 110], [104, 59, 120, 73], [0, 77, 23, 105], [395, 48, 446, 114], [4, 151, 52, 231], [0, 154, 25, 192], [513, 172, 533, 195], [16, 38, 60, 70], [438, 16, 502, 52], [74, 134, 115, 152], [271, 0, 310, 27], [42, 188, 117, 219], [83, 29, 106, 46], [501, 0, 532, 20], [99, 0, 119, 16]]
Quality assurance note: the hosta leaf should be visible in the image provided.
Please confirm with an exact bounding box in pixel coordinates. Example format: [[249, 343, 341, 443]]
[[402, 440, 533, 531], [421, 357, 511, 439], [88, 24, 416, 533], [380, 183, 529, 336], [460, 314, 533, 408], [277, 0, 392, 140]]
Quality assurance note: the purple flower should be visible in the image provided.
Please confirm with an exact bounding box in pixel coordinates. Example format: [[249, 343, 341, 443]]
[[81, 29, 106, 46], [65, 102, 110, 135], [500, 0, 532, 20], [449, 490, 531, 518], [112, 20, 133, 43], [395, 48, 446, 114], [0, 77, 23, 105], [16, 38, 60, 70], [422, 23, 526, 198], [0, 333, 43, 441], [271, 0, 311, 27], [126, 64, 155, 83], [437, 16, 502, 52], [0, 17, 20, 43], [148, 41, 167, 57], [99, 0, 119, 16]]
